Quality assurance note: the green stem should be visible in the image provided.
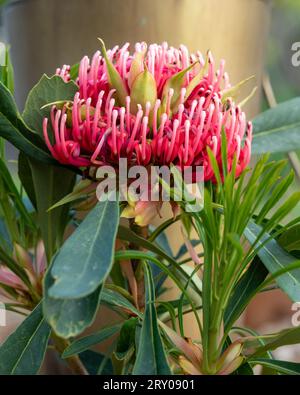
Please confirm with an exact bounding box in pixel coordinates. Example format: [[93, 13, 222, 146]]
[[51, 333, 88, 375]]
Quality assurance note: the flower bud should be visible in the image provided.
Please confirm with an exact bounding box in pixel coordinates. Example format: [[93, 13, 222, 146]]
[[130, 68, 157, 115]]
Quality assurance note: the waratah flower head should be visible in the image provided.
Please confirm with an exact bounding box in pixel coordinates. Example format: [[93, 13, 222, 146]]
[[44, 41, 252, 181]]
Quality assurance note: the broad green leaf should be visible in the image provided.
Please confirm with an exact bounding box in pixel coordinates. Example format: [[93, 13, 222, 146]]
[[22, 74, 78, 137], [252, 97, 300, 154], [278, 224, 300, 252], [244, 222, 300, 302], [43, 263, 102, 338], [48, 200, 119, 299], [133, 263, 171, 375], [79, 350, 113, 375], [29, 158, 76, 261], [249, 358, 300, 375], [224, 257, 269, 330], [249, 326, 300, 358], [0, 82, 54, 163], [0, 303, 51, 375], [63, 324, 121, 358]]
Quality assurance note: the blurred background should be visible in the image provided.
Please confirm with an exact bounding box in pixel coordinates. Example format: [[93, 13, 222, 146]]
[[0, 0, 300, 371]]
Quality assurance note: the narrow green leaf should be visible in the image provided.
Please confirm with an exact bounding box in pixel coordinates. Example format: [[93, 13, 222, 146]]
[[133, 263, 171, 375], [244, 222, 300, 302], [249, 358, 300, 375], [160, 62, 198, 114], [0, 157, 35, 230], [224, 257, 269, 331], [48, 179, 95, 212], [101, 288, 141, 317], [63, 324, 121, 358], [250, 326, 300, 358], [98, 39, 128, 106], [0, 302, 51, 375], [70, 63, 80, 81], [117, 225, 198, 293]]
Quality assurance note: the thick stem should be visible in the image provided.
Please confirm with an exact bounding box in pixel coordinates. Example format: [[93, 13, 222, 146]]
[[52, 333, 88, 375]]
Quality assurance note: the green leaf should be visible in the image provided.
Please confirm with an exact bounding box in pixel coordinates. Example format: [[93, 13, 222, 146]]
[[29, 158, 76, 261], [249, 358, 300, 375], [101, 288, 141, 317], [160, 62, 198, 114], [117, 225, 198, 294], [98, 39, 128, 106], [79, 350, 113, 375], [0, 157, 35, 229], [0, 302, 51, 375], [224, 257, 269, 331], [63, 324, 121, 358], [48, 200, 119, 299], [0, 246, 31, 289], [0, 82, 54, 163], [48, 179, 95, 211], [249, 326, 300, 358], [22, 74, 78, 137], [252, 97, 300, 154], [115, 317, 139, 359], [244, 222, 300, 302], [70, 63, 80, 82], [43, 263, 102, 338], [278, 224, 300, 252], [18, 152, 37, 209], [132, 263, 171, 375]]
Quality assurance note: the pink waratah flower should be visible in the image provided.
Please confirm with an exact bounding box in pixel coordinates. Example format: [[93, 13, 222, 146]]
[[44, 41, 252, 181]]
